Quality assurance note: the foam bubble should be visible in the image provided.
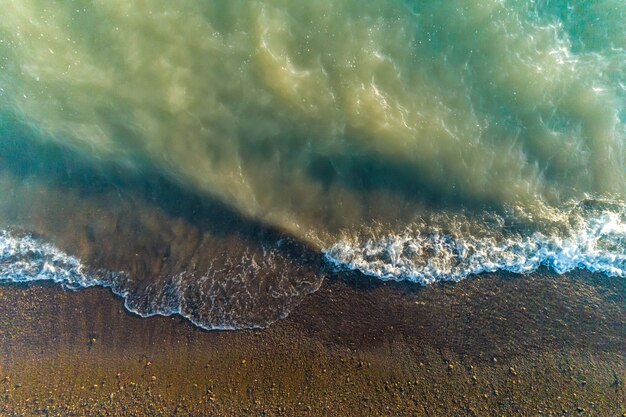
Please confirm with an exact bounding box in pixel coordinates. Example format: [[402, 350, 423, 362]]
[[0, 230, 321, 330], [324, 201, 626, 283], [0, 231, 99, 288]]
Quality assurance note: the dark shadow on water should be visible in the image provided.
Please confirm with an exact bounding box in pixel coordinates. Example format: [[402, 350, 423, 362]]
[[305, 151, 499, 213], [239, 131, 503, 215], [0, 113, 320, 260]]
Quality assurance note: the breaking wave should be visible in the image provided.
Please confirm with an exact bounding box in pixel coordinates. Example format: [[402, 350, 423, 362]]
[[0, 230, 322, 330], [325, 200, 626, 284]]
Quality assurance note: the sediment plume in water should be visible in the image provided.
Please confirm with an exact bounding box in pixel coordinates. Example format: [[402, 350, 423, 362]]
[[0, 0, 624, 328]]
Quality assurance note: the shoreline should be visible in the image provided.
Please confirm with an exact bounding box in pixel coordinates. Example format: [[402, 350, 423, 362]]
[[1, 269, 624, 416]]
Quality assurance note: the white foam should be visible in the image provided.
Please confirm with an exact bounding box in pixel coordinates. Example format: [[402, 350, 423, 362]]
[[1, 201, 624, 328], [0, 231, 100, 287], [0, 230, 316, 330], [324, 203, 626, 284], [0, 231, 239, 329]]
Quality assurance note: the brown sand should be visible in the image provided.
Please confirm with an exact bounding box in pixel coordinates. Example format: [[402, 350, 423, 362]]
[[0, 269, 624, 416]]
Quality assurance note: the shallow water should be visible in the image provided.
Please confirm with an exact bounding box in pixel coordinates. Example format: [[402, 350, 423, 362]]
[[0, 0, 624, 328]]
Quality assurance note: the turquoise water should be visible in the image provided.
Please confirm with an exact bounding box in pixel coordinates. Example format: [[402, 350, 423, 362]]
[[0, 0, 624, 328]]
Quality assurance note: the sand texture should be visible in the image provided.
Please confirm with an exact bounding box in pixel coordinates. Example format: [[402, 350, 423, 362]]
[[0, 270, 624, 416]]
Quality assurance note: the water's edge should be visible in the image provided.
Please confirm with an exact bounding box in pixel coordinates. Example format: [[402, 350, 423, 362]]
[[2, 200, 624, 331]]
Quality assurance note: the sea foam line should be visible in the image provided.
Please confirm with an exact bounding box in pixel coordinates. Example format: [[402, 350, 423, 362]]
[[0, 231, 99, 288], [0, 231, 240, 330], [1, 203, 624, 329], [324, 208, 626, 284]]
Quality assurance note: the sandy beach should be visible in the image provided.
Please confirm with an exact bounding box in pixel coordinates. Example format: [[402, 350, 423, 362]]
[[1, 269, 624, 416]]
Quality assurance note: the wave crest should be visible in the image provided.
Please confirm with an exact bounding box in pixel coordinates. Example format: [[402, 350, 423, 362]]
[[0, 231, 322, 330], [325, 200, 626, 283]]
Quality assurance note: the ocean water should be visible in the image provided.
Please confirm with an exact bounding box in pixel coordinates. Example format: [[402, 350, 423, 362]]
[[0, 0, 624, 329]]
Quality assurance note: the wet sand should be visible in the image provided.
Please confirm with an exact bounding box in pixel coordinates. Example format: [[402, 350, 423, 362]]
[[1, 269, 624, 416]]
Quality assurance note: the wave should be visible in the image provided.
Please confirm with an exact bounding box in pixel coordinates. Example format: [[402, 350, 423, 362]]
[[0, 230, 101, 288], [0, 230, 322, 330], [1, 198, 624, 330], [325, 200, 626, 284]]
